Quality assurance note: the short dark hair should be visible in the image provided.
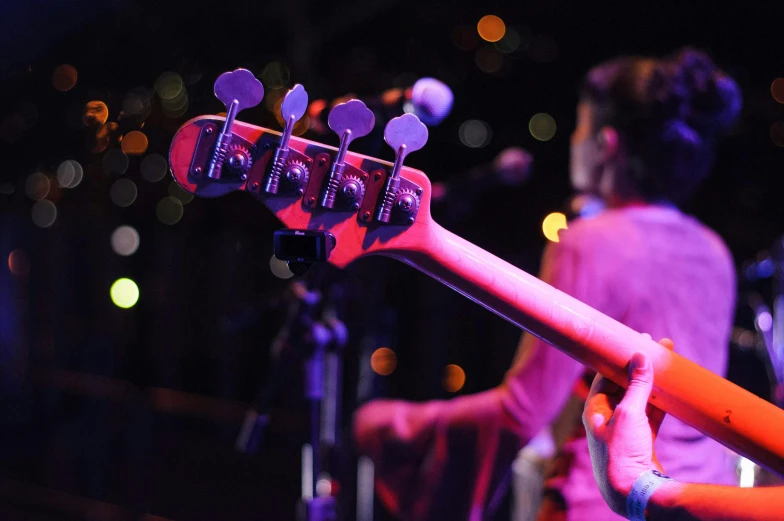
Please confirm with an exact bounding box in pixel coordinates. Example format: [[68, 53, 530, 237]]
[[580, 47, 742, 202]]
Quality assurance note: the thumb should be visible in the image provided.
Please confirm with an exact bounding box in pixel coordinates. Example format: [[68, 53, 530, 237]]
[[621, 352, 654, 412]]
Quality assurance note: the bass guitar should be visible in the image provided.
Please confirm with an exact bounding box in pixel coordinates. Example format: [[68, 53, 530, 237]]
[[168, 68, 784, 475]]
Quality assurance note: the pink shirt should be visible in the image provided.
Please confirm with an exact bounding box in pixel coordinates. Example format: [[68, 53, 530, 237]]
[[354, 205, 737, 521], [505, 205, 738, 520]]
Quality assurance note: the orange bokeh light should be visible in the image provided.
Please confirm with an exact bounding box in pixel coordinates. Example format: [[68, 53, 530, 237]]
[[477, 15, 506, 43], [8, 248, 30, 277], [443, 364, 466, 392], [82, 101, 109, 127], [370, 347, 397, 376], [52, 64, 78, 92], [308, 99, 327, 118], [121, 130, 149, 155], [772, 78, 784, 104]]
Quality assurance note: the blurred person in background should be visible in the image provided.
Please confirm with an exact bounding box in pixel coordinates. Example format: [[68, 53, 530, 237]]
[[354, 47, 743, 521]]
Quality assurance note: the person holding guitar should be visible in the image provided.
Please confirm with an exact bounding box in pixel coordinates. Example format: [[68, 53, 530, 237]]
[[353, 47, 743, 521], [584, 349, 784, 520]]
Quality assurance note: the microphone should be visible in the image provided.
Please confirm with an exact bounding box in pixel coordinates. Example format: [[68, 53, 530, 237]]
[[410, 77, 454, 126], [431, 146, 533, 205], [307, 77, 454, 134]]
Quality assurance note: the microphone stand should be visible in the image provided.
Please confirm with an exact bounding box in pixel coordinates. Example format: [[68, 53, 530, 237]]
[[234, 264, 350, 521], [298, 288, 348, 521], [744, 235, 784, 408]]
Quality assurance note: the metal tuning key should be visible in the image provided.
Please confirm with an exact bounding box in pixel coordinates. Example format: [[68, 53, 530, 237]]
[[207, 69, 264, 181], [319, 100, 375, 209], [375, 113, 428, 223], [264, 84, 308, 194]]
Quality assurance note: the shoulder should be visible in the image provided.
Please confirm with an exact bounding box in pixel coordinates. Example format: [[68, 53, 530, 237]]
[[555, 210, 632, 251]]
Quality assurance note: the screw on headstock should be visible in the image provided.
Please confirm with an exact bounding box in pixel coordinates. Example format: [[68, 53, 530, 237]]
[[319, 100, 375, 209], [265, 84, 308, 194], [206, 69, 264, 181], [375, 114, 428, 223]]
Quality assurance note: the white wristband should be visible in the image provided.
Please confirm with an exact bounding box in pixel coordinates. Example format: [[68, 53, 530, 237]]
[[626, 469, 672, 521]]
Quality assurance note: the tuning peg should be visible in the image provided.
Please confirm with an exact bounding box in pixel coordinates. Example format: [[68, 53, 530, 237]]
[[375, 113, 428, 223], [319, 100, 375, 209], [206, 69, 264, 181], [264, 84, 309, 194]]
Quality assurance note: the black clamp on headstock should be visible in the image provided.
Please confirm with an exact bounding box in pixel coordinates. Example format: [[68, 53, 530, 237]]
[[273, 229, 336, 276]]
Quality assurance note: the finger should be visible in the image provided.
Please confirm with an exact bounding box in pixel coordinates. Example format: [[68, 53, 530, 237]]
[[658, 338, 675, 351], [621, 352, 655, 412], [583, 403, 611, 438]]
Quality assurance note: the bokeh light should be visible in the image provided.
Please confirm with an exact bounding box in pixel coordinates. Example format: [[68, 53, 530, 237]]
[[443, 364, 466, 392], [82, 101, 109, 126], [735, 329, 756, 349], [260, 61, 290, 89], [110, 179, 138, 207], [103, 149, 130, 175], [475, 46, 504, 74], [370, 347, 397, 376], [308, 99, 328, 119], [772, 78, 784, 104], [56, 160, 84, 188], [458, 119, 492, 148], [542, 212, 568, 242], [121, 130, 149, 155], [156, 196, 184, 225], [8, 248, 30, 277], [494, 28, 521, 54], [315, 475, 332, 497], [94, 122, 120, 153], [161, 87, 189, 118], [168, 181, 194, 204], [529, 113, 557, 141], [122, 88, 153, 123], [111, 226, 140, 256], [269, 255, 294, 279], [52, 64, 78, 92], [756, 311, 773, 332], [155, 72, 184, 101], [110, 278, 139, 309], [477, 15, 506, 43], [141, 154, 169, 182], [265, 88, 285, 113], [292, 114, 311, 136], [25, 173, 50, 201], [771, 122, 784, 147], [452, 25, 479, 51], [32, 200, 57, 228], [0, 183, 14, 195]]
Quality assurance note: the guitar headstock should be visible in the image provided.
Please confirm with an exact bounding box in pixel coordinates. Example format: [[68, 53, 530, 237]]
[[168, 68, 436, 269]]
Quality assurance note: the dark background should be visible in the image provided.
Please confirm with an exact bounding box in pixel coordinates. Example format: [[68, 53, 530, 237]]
[[1, 0, 783, 519]]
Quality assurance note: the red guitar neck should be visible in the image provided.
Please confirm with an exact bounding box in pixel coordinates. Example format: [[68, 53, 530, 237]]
[[383, 221, 784, 475]]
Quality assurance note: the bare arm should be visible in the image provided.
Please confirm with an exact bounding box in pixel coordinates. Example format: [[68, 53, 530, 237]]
[[648, 481, 784, 521]]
